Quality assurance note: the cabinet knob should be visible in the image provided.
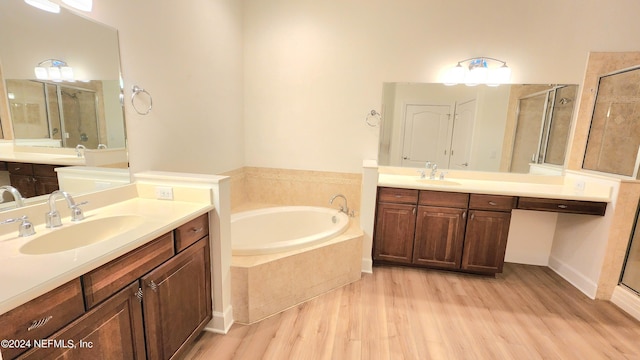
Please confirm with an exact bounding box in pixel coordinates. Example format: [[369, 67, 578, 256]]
[[462, 211, 467, 219], [488, 201, 498, 206], [558, 204, 568, 209], [191, 227, 204, 234], [148, 280, 158, 292], [135, 288, 143, 302]]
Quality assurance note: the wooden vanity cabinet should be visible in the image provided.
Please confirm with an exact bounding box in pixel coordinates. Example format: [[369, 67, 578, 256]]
[[413, 191, 469, 269], [19, 282, 147, 360], [7, 162, 64, 198], [0, 279, 85, 359], [373, 187, 516, 275], [461, 194, 516, 274], [517, 197, 607, 216], [4, 213, 211, 360], [373, 188, 418, 264], [142, 237, 212, 360]]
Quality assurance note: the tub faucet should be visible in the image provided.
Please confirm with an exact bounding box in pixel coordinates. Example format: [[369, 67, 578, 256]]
[[329, 194, 351, 216], [0, 186, 24, 208], [75, 144, 86, 158], [45, 190, 87, 228]]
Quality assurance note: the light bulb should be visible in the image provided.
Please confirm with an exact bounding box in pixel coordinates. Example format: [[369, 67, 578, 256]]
[[24, 0, 60, 13]]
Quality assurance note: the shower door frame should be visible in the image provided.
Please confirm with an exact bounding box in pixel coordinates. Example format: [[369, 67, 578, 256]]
[[509, 85, 571, 172], [620, 199, 640, 295]]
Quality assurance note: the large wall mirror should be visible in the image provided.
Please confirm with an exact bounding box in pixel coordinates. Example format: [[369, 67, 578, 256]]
[[0, 1, 126, 150], [379, 83, 578, 174]]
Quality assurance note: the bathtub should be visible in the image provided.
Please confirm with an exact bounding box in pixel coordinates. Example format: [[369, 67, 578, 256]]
[[231, 206, 349, 256]]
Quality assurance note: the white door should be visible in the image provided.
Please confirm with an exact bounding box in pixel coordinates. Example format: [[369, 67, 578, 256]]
[[450, 99, 476, 170], [401, 104, 452, 167]]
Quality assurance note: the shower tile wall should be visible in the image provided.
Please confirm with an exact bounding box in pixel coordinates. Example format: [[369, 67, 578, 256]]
[[596, 181, 640, 299]]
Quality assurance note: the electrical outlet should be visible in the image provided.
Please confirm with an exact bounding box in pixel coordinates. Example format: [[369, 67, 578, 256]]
[[574, 180, 586, 193], [155, 186, 174, 200]]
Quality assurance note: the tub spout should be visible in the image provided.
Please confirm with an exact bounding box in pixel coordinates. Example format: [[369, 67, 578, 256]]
[[330, 194, 351, 216]]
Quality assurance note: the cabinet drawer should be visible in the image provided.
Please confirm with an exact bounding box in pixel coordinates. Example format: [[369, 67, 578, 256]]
[[517, 197, 607, 216], [378, 187, 419, 204], [419, 190, 469, 208], [82, 232, 175, 309], [33, 164, 61, 177], [7, 162, 33, 175], [18, 281, 146, 360], [175, 213, 209, 252], [0, 279, 85, 359], [469, 194, 517, 211]]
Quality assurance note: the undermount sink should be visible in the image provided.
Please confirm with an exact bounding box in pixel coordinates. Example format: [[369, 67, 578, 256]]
[[416, 178, 461, 186], [20, 215, 145, 255]]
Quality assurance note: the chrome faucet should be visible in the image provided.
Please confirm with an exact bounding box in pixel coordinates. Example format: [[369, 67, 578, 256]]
[[45, 190, 87, 228], [75, 144, 86, 158], [329, 194, 351, 216], [0, 186, 24, 208], [1, 215, 35, 237], [429, 164, 438, 180]]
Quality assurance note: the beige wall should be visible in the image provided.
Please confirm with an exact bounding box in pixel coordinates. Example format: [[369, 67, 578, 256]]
[[87, 0, 245, 175], [76, 1, 640, 176], [243, 0, 640, 173]]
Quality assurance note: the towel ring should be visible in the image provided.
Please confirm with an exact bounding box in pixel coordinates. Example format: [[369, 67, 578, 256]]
[[131, 85, 153, 115], [365, 110, 382, 127]]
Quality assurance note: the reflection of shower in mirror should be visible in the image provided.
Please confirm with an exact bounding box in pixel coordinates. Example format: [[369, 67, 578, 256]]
[[558, 97, 572, 105]]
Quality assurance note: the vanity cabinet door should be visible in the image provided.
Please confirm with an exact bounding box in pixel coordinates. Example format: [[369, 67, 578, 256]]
[[461, 210, 511, 274], [141, 237, 212, 360], [8, 174, 36, 198], [373, 202, 417, 264], [413, 206, 467, 269], [19, 281, 146, 360], [33, 176, 60, 196]]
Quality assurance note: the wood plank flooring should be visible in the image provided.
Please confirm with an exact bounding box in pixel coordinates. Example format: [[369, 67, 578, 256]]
[[183, 264, 640, 360]]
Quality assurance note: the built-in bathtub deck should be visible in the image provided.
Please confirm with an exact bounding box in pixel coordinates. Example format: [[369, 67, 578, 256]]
[[231, 215, 362, 324]]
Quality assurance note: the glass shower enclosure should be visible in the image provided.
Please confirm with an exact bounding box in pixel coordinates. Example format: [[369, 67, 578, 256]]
[[621, 201, 640, 294]]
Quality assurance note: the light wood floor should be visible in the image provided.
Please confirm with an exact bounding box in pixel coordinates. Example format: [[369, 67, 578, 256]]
[[183, 264, 640, 360]]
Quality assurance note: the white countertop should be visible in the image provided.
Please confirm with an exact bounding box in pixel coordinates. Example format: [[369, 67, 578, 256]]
[[378, 173, 612, 202], [0, 151, 85, 166], [0, 197, 214, 315]]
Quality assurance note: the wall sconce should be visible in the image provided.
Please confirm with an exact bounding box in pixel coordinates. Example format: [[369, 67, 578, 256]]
[[24, 0, 92, 13], [61, 0, 92, 12], [443, 57, 512, 87], [24, 0, 60, 13], [34, 59, 74, 82]]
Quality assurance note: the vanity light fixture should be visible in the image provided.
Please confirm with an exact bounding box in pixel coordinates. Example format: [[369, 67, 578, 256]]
[[443, 57, 512, 87], [24, 0, 92, 12], [34, 59, 74, 82], [61, 0, 92, 12], [24, 0, 60, 13]]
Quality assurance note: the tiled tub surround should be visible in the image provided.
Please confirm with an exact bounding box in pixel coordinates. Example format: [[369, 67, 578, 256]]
[[231, 220, 362, 324], [222, 167, 363, 324], [223, 167, 362, 213]]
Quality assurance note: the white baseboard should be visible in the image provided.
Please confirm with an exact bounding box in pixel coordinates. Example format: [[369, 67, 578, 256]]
[[204, 305, 234, 334], [362, 257, 373, 274], [548, 255, 597, 299], [611, 285, 640, 321]]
